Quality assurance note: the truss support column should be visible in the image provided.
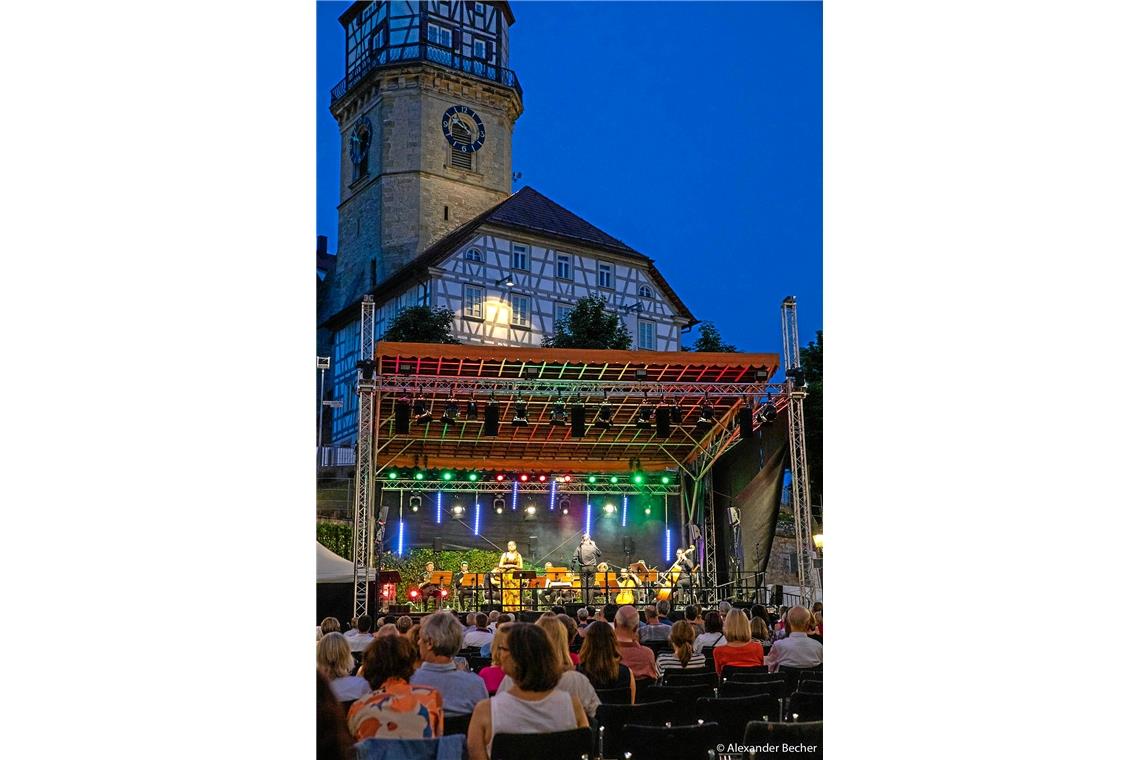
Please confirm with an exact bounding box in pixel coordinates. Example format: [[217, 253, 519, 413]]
[[352, 296, 377, 621], [781, 296, 820, 605]]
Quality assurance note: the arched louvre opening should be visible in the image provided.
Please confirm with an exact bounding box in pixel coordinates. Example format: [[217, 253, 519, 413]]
[[450, 120, 474, 170]]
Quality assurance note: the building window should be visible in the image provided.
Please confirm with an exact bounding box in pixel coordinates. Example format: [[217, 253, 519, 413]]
[[638, 321, 656, 350], [510, 293, 530, 327], [464, 285, 484, 319], [417, 282, 430, 306], [638, 285, 654, 299], [474, 2, 485, 13], [556, 253, 572, 280], [473, 38, 486, 60], [464, 247, 482, 262], [555, 303, 573, 326], [428, 23, 453, 48], [598, 262, 613, 289], [512, 243, 529, 271]]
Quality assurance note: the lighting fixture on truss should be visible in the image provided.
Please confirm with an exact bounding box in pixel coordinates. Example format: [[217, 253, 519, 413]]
[[413, 396, 432, 423], [595, 400, 613, 429], [441, 399, 459, 425], [549, 394, 567, 426], [512, 400, 529, 426]]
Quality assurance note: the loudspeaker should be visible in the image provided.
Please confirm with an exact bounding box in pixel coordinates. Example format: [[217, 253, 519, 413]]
[[570, 405, 586, 437], [394, 401, 411, 434], [433, 537, 443, 552], [484, 402, 500, 436], [622, 536, 635, 555], [655, 406, 671, 438], [736, 406, 754, 438], [771, 584, 784, 605]]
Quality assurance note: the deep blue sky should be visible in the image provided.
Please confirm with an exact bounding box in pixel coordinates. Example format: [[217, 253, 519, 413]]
[[317, 1, 821, 358]]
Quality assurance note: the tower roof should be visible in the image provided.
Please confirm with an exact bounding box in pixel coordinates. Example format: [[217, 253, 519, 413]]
[[320, 186, 696, 329]]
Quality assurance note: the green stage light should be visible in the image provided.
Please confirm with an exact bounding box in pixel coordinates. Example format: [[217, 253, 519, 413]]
[[442, 471, 454, 481], [414, 471, 425, 481], [644, 506, 652, 515], [632, 474, 644, 485], [468, 472, 479, 481], [661, 475, 671, 484], [388, 471, 398, 480], [609, 475, 619, 484], [588, 475, 597, 484]]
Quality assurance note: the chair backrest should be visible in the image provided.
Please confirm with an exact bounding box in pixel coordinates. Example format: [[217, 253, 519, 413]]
[[701, 646, 716, 660], [721, 664, 767, 679], [490, 727, 593, 760], [442, 712, 472, 736], [594, 685, 631, 704], [696, 695, 782, 743], [725, 670, 785, 684], [468, 657, 492, 673], [796, 679, 823, 695], [660, 670, 718, 688], [643, 639, 670, 655], [775, 665, 822, 694], [622, 722, 720, 759], [787, 691, 823, 721], [640, 683, 715, 712], [354, 734, 466, 760], [634, 677, 656, 695], [596, 701, 675, 759], [719, 680, 783, 700], [743, 720, 823, 759]]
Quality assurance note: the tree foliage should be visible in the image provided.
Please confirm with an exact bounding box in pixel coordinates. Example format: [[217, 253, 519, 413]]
[[800, 330, 823, 510], [382, 305, 461, 344], [685, 323, 737, 352], [542, 294, 632, 349]]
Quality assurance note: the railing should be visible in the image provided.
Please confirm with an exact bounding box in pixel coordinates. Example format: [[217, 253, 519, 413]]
[[317, 445, 357, 468], [331, 42, 523, 105]]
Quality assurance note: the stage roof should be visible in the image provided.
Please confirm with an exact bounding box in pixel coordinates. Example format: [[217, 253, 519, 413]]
[[370, 342, 783, 474]]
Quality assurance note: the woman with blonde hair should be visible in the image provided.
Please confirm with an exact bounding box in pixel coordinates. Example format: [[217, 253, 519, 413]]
[[750, 615, 772, 646], [477, 622, 511, 695], [493, 614, 598, 718], [712, 608, 764, 676], [576, 616, 637, 703], [656, 620, 706, 671], [317, 631, 371, 702]]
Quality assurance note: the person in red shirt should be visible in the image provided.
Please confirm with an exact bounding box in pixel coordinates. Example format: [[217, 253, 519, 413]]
[[712, 608, 764, 676], [614, 605, 659, 680]]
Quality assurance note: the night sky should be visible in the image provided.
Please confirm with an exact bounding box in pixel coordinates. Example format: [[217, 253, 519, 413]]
[[317, 1, 822, 359]]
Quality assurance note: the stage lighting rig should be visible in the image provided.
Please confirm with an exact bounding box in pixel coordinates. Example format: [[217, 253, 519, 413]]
[[635, 406, 654, 429], [696, 403, 716, 427], [595, 402, 613, 429], [441, 400, 459, 425], [559, 497, 571, 515], [549, 401, 567, 425], [466, 400, 479, 419], [413, 396, 432, 423], [408, 495, 421, 513], [512, 401, 529, 426]]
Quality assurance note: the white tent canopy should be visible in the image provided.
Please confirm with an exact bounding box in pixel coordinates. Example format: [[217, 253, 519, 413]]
[[317, 542, 375, 583]]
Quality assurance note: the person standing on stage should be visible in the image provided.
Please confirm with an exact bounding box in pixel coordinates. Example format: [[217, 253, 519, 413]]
[[573, 533, 602, 606]]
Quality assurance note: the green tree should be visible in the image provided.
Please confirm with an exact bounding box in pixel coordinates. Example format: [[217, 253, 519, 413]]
[[542, 295, 632, 349], [800, 330, 823, 510], [382, 305, 461, 344], [685, 323, 737, 352]]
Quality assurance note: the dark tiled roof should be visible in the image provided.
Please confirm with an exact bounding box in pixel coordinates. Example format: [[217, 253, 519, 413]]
[[319, 186, 696, 328]]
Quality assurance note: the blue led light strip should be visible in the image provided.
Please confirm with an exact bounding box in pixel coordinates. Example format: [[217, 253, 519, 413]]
[[436, 491, 442, 524], [512, 480, 518, 511], [665, 527, 672, 564], [398, 520, 406, 556], [473, 500, 481, 535], [585, 498, 592, 534], [622, 495, 628, 527], [549, 479, 557, 511]]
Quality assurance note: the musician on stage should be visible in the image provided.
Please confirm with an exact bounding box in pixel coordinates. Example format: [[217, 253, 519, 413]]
[[419, 561, 442, 610], [573, 532, 602, 606], [671, 547, 698, 604], [454, 561, 475, 608], [497, 541, 524, 611]]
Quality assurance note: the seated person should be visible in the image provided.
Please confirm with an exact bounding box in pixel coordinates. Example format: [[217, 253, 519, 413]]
[[411, 611, 489, 716], [767, 606, 823, 672], [639, 603, 673, 643], [694, 611, 727, 651], [477, 623, 512, 696], [712, 609, 765, 675], [656, 620, 706, 671], [317, 631, 371, 701], [344, 614, 374, 653], [576, 617, 637, 703], [463, 612, 495, 649], [496, 616, 599, 719], [348, 634, 443, 741]]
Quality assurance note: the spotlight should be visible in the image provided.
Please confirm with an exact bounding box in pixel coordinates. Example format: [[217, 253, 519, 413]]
[[388, 471, 399, 480], [441, 401, 459, 425], [466, 401, 479, 419], [495, 474, 506, 482], [512, 402, 529, 426], [409, 495, 421, 513], [661, 475, 671, 485], [414, 471, 425, 481], [413, 397, 432, 423], [409, 588, 419, 600], [595, 403, 613, 429], [588, 475, 598, 484], [644, 506, 652, 515], [442, 471, 454, 481], [759, 403, 778, 425], [493, 496, 506, 514], [635, 406, 654, 429], [519, 473, 529, 482], [451, 504, 466, 517], [670, 404, 683, 423], [440, 588, 448, 599], [696, 404, 716, 426], [537, 474, 547, 483], [467, 472, 480, 482], [609, 476, 619, 484], [632, 472, 644, 485], [356, 359, 376, 380], [549, 402, 567, 425], [526, 505, 537, 515], [603, 503, 616, 515], [558, 497, 571, 515]]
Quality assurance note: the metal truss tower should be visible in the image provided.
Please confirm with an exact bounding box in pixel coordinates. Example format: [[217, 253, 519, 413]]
[[781, 296, 820, 604], [352, 296, 377, 620]]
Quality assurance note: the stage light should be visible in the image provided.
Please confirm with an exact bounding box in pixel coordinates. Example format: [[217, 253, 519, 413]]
[[414, 471, 425, 481], [409, 588, 419, 599], [632, 473, 644, 485], [759, 403, 778, 425], [596, 403, 613, 429], [537, 474, 547, 483], [409, 495, 421, 513], [559, 497, 571, 515], [813, 533, 824, 550], [588, 475, 597, 484], [495, 474, 506, 482], [645, 506, 652, 515], [493, 496, 506, 514], [519, 473, 529, 482], [357, 359, 376, 380], [526, 505, 537, 515], [440, 588, 448, 598], [670, 404, 683, 424], [452, 504, 466, 517], [512, 402, 529, 426], [635, 406, 654, 429], [388, 471, 399, 480], [609, 476, 619, 484], [495, 505, 504, 514], [549, 402, 567, 425], [441, 401, 459, 425], [442, 471, 454, 481], [603, 503, 616, 515], [661, 475, 671, 485], [696, 404, 716, 426], [466, 400, 479, 419], [413, 397, 432, 423], [468, 472, 479, 482]]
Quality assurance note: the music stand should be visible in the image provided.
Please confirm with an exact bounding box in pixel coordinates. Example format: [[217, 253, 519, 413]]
[[514, 571, 536, 612], [594, 571, 620, 604], [376, 571, 401, 614]]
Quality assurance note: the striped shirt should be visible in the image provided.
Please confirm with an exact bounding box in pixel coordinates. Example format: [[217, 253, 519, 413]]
[[656, 651, 707, 670]]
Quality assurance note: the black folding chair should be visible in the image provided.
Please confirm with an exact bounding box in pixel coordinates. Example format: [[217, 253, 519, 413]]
[[468, 656, 492, 673], [640, 683, 715, 713], [743, 721, 823, 759], [642, 640, 670, 656], [442, 712, 472, 736], [659, 670, 718, 688], [622, 722, 720, 759], [719, 680, 783, 700], [696, 695, 781, 745], [721, 664, 767, 680], [596, 701, 674, 759], [490, 727, 593, 760], [787, 690, 823, 721], [594, 685, 632, 704]]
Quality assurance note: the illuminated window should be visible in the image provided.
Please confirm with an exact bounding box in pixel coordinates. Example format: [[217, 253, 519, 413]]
[[510, 293, 530, 327], [464, 285, 484, 319]]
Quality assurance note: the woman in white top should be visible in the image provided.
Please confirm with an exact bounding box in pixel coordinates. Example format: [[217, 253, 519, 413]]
[[693, 610, 728, 652], [467, 623, 588, 760], [494, 614, 600, 719], [317, 632, 371, 702]]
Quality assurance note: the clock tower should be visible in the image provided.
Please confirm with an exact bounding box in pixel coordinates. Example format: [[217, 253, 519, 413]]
[[330, 1, 523, 296]]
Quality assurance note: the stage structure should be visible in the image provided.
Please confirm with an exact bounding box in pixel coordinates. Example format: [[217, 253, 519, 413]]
[[349, 299, 806, 614]]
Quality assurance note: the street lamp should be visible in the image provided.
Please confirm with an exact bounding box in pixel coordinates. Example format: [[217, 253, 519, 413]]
[[317, 357, 330, 448]]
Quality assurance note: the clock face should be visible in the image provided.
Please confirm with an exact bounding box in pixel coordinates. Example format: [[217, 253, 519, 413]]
[[441, 105, 486, 153]]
